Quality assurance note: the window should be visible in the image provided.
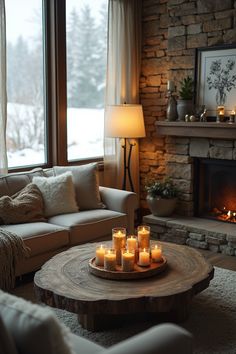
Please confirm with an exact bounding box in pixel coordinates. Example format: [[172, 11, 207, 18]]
[[4, 0, 108, 170], [66, 0, 108, 161], [5, 0, 46, 168]]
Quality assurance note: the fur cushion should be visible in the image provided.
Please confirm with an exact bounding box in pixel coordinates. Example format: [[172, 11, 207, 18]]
[[0, 183, 46, 225], [53, 163, 106, 210], [33, 172, 78, 217]]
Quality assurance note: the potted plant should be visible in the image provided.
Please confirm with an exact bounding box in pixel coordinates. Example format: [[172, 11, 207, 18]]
[[145, 178, 179, 217], [177, 76, 194, 121]]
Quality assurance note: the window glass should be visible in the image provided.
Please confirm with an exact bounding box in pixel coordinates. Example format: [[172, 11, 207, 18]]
[[66, 0, 108, 161], [5, 0, 46, 168]]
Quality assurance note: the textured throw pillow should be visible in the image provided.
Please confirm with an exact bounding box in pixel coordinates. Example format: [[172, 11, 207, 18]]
[[53, 163, 106, 210], [0, 183, 46, 225], [0, 290, 73, 354], [33, 172, 78, 217]]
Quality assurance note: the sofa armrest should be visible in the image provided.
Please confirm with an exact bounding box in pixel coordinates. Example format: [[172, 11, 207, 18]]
[[99, 186, 138, 233], [101, 323, 193, 354]]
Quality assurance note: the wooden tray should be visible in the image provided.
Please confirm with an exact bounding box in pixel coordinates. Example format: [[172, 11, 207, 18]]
[[88, 256, 167, 280]]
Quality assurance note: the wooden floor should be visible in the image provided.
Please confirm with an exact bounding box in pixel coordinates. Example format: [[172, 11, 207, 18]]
[[197, 249, 236, 271]]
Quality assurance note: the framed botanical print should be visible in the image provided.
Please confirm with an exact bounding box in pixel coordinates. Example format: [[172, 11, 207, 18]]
[[195, 45, 236, 117]]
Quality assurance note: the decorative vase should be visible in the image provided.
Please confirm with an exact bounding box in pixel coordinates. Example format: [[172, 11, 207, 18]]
[[177, 99, 194, 121], [146, 196, 177, 217], [166, 95, 178, 121]]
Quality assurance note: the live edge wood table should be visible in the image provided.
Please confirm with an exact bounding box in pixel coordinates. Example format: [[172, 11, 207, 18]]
[[34, 241, 214, 331]]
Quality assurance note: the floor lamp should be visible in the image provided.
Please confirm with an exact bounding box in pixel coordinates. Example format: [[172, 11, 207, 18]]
[[105, 104, 146, 192]]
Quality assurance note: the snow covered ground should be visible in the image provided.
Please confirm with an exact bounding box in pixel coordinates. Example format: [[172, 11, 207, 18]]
[[7, 104, 104, 168]]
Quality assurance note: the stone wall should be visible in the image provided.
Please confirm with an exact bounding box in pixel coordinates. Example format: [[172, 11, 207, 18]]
[[140, 0, 236, 210]]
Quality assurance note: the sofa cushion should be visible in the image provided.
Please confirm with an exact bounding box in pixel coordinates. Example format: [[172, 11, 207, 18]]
[[0, 290, 73, 354], [0, 183, 46, 225], [53, 163, 106, 210], [0, 168, 45, 197], [69, 332, 104, 354], [0, 314, 18, 354], [33, 172, 78, 217], [0, 223, 69, 257], [49, 209, 127, 245]]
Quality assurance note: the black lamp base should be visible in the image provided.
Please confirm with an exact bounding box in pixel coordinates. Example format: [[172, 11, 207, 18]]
[[121, 138, 135, 192]]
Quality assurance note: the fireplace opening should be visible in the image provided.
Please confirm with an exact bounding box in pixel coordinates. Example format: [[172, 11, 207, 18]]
[[194, 158, 236, 223]]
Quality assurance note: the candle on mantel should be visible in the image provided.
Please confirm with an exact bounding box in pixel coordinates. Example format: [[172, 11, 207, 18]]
[[139, 248, 150, 267], [167, 80, 175, 92], [216, 105, 225, 122], [229, 110, 235, 123], [95, 244, 106, 266], [121, 249, 135, 272], [137, 225, 150, 249], [104, 249, 116, 271], [151, 243, 162, 262]]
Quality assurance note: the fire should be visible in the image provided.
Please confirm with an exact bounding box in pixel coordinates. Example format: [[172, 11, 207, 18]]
[[210, 206, 236, 223]]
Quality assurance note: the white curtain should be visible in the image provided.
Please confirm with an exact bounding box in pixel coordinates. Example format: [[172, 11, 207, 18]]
[[0, 0, 7, 174], [104, 0, 142, 192]]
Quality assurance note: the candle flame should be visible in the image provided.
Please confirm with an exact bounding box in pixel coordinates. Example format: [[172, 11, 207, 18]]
[[227, 211, 231, 217]]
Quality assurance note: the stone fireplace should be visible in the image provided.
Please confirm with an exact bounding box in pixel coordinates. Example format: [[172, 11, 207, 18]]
[[194, 158, 236, 224], [143, 127, 236, 257]]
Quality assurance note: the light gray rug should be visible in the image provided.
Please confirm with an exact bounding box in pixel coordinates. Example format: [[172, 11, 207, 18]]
[[12, 266, 236, 354]]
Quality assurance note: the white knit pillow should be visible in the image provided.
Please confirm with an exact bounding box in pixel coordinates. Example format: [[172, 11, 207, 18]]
[[33, 172, 78, 217]]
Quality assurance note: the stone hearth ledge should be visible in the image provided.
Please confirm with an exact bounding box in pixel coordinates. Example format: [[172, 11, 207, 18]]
[[143, 214, 236, 257]]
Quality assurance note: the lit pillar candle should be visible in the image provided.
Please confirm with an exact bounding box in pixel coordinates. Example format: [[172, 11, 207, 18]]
[[112, 227, 126, 265], [121, 249, 135, 272], [139, 248, 150, 266], [229, 110, 235, 123], [137, 225, 150, 249], [151, 243, 162, 262], [95, 244, 106, 266], [104, 249, 116, 271], [127, 235, 138, 262], [126, 235, 137, 251]]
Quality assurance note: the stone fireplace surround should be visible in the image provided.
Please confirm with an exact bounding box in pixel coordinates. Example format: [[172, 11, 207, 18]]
[[143, 128, 236, 257]]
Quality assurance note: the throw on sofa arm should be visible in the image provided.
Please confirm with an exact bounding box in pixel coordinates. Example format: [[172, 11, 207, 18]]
[[99, 186, 138, 233]]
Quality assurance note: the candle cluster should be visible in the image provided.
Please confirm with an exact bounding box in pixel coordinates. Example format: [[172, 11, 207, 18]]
[[95, 226, 163, 272]]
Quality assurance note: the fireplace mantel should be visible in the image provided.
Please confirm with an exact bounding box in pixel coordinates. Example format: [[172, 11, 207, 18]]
[[155, 121, 236, 140]]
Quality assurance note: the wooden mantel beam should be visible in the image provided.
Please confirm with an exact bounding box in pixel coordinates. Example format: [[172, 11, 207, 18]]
[[155, 121, 236, 140]]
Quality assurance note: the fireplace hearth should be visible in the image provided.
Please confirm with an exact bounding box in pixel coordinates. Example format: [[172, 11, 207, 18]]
[[194, 158, 236, 224]]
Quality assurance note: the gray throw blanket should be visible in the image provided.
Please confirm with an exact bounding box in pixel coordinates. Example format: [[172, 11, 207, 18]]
[[0, 228, 30, 290]]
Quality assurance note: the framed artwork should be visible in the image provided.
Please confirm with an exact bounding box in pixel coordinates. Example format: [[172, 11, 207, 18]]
[[195, 45, 236, 117]]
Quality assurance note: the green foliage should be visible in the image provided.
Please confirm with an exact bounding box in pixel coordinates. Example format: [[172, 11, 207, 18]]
[[145, 178, 179, 199], [179, 76, 194, 100]]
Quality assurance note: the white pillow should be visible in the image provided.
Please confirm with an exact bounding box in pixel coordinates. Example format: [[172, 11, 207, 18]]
[[53, 163, 106, 210], [33, 172, 78, 217]]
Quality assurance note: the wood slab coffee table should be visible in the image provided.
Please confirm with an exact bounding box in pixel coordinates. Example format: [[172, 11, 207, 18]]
[[34, 241, 214, 331]]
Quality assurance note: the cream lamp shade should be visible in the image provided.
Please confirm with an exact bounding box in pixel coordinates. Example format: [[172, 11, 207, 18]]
[[105, 104, 146, 138]]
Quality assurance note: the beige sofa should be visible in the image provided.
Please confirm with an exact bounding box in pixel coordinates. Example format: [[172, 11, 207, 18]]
[[0, 289, 193, 354], [0, 163, 138, 277]]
